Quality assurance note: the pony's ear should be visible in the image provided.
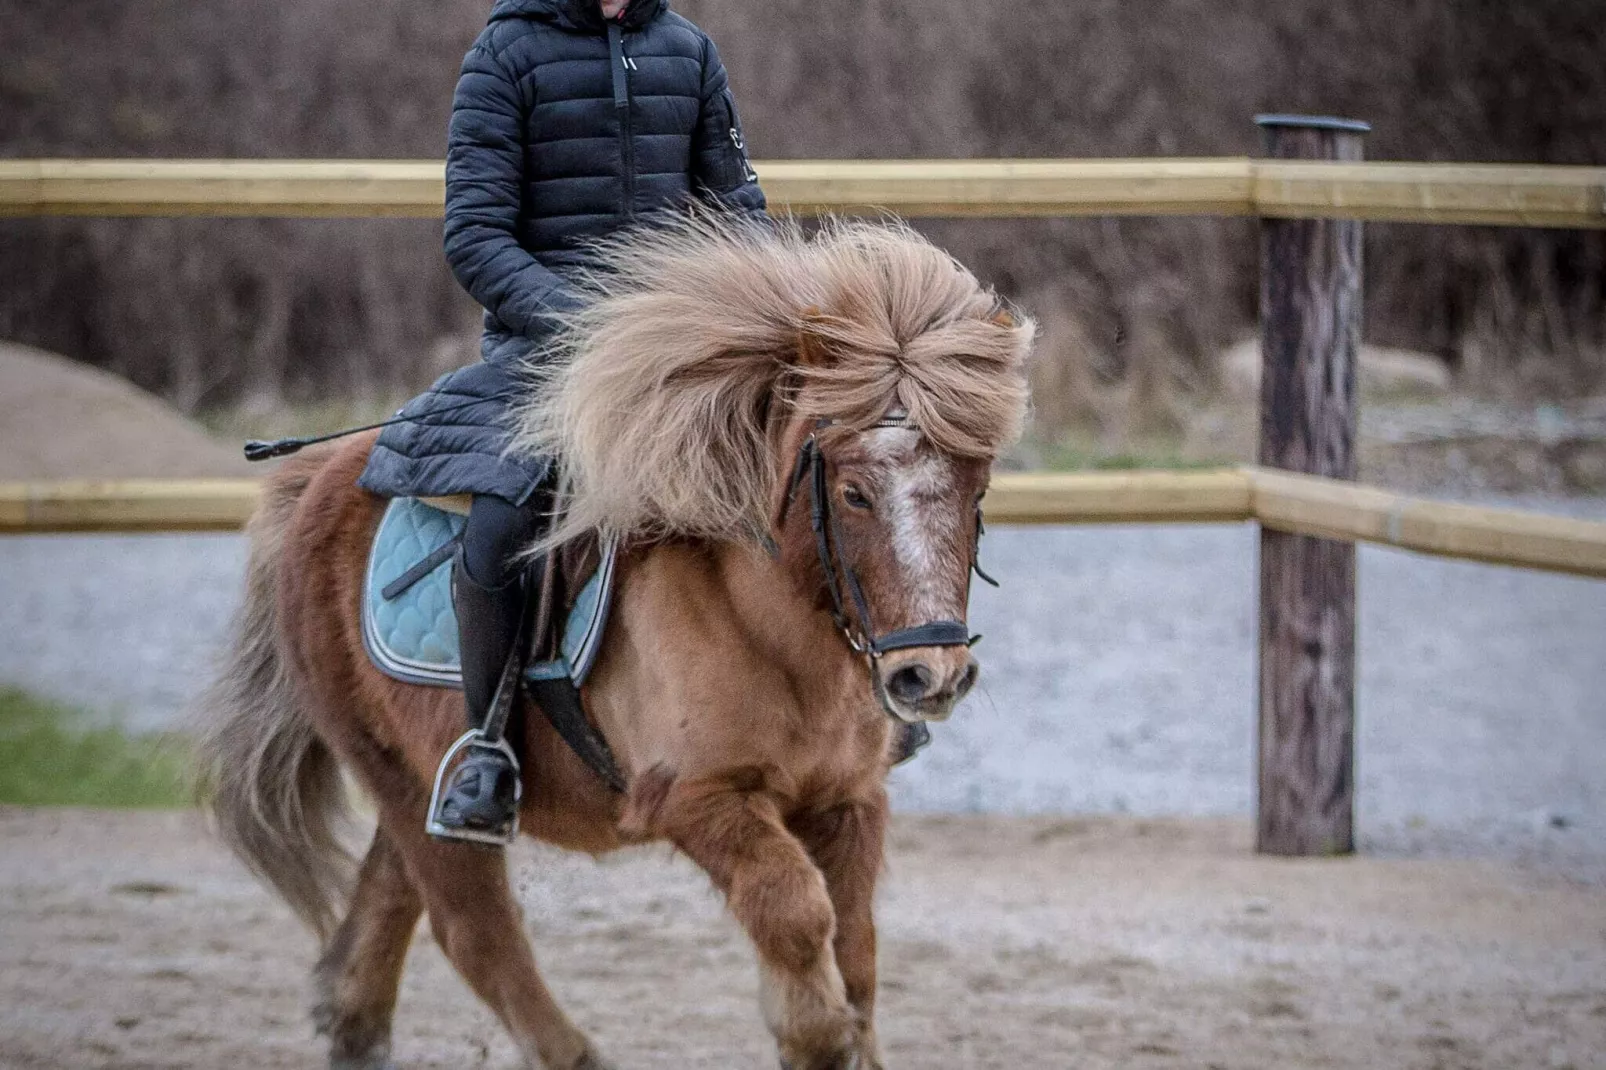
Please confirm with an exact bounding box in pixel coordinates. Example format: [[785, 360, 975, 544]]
[[990, 308, 1017, 329], [796, 307, 836, 369]]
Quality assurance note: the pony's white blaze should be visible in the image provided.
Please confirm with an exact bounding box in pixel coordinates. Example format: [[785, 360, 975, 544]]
[[866, 428, 963, 621]]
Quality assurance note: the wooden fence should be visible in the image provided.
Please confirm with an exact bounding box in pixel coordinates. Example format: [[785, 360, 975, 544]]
[[5, 467, 1606, 577], [1, 156, 1602, 227], [4, 116, 1604, 856]]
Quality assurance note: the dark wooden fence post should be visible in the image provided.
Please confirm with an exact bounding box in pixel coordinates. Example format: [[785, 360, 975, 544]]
[[1254, 114, 1369, 856]]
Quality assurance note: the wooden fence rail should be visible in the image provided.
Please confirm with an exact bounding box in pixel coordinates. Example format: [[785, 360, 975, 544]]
[[6, 468, 1606, 578], [2, 157, 1603, 227]]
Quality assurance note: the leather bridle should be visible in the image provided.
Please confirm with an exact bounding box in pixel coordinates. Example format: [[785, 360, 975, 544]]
[[775, 415, 998, 717]]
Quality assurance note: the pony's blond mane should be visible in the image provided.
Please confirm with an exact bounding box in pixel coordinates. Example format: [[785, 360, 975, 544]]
[[511, 213, 1034, 546]]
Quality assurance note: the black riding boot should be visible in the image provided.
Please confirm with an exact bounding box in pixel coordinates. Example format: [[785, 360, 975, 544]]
[[428, 547, 527, 844]]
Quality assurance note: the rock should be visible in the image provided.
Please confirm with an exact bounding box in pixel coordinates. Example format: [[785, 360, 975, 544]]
[[0, 341, 253, 480], [1218, 338, 1451, 400]]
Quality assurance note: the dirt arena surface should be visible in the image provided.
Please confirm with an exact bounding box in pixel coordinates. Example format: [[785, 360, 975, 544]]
[[2, 808, 1602, 1070]]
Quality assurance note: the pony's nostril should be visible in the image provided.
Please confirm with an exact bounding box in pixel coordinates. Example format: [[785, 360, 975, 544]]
[[954, 661, 979, 700], [887, 664, 937, 704]]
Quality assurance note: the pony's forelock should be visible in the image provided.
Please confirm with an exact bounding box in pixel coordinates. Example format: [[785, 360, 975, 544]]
[[511, 213, 1034, 547]]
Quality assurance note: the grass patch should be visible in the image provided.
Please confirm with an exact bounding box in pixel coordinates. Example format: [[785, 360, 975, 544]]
[[0, 687, 190, 808], [1026, 436, 1229, 473]]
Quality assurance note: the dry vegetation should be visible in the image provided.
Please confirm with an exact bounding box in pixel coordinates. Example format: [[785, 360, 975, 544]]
[[1, 0, 1603, 439]]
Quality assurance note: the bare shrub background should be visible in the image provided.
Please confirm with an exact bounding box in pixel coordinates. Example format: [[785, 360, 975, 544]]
[[1, 0, 1602, 433]]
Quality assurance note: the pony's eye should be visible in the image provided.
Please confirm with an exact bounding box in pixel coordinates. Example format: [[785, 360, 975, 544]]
[[842, 484, 873, 510]]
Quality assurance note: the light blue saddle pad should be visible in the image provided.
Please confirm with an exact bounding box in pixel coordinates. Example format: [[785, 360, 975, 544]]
[[360, 497, 616, 690]]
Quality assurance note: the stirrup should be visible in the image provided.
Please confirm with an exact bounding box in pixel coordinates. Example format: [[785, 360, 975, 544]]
[[426, 730, 523, 847]]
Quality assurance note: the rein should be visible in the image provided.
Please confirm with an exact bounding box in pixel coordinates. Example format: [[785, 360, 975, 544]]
[[776, 416, 997, 717]]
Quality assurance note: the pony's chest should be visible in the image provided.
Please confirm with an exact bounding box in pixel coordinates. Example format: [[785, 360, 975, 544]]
[[774, 695, 895, 803]]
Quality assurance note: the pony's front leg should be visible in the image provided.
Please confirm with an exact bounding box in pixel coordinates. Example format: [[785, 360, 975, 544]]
[[790, 793, 888, 1069], [376, 812, 610, 1070], [651, 779, 858, 1068]]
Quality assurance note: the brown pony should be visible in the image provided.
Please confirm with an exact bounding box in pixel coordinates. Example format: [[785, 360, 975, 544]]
[[196, 215, 1033, 1070]]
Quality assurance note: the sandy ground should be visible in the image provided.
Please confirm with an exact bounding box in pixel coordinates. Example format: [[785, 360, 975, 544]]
[[1, 808, 1602, 1070]]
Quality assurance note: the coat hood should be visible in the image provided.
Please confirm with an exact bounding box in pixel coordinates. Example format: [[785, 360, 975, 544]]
[[488, 0, 668, 33]]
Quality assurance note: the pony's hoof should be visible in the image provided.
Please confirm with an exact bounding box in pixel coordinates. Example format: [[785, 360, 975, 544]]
[[326, 1040, 397, 1070], [574, 1052, 619, 1070], [779, 1054, 868, 1070]]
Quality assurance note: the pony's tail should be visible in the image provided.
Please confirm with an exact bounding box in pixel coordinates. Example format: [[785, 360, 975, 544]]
[[193, 456, 354, 941]]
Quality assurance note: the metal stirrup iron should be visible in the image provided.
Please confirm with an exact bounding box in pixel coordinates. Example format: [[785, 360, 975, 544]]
[[425, 609, 527, 847]]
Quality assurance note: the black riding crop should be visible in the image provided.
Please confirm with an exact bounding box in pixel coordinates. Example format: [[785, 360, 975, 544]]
[[242, 391, 520, 462]]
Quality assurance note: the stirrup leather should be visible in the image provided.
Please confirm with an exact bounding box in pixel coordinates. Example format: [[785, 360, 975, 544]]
[[426, 731, 523, 847]]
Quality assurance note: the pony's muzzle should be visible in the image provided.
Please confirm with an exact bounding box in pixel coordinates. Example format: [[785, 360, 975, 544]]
[[877, 647, 979, 722]]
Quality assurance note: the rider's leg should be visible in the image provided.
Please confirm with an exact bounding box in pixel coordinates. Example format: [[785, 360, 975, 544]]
[[430, 492, 543, 841]]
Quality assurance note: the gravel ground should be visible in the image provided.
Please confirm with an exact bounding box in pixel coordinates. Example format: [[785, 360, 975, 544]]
[[3, 507, 1604, 871], [4, 809, 1604, 1070]]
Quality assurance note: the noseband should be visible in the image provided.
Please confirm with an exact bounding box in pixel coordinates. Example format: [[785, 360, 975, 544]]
[[775, 416, 998, 696]]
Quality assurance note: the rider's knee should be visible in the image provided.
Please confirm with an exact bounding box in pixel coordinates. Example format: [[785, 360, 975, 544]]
[[463, 494, 540, 587]]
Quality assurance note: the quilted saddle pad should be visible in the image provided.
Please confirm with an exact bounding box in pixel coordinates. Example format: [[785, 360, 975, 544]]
[[360, 496, 617, 689]]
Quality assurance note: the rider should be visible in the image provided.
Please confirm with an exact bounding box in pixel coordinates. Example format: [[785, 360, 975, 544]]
[[357, 0, 766, 844]]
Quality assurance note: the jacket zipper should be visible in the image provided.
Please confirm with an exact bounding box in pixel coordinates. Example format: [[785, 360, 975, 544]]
[[606, 23, 636, 220]]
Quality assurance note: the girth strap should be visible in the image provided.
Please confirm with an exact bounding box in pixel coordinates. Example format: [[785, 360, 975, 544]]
[[525, 543, 627, 794], [525, 674, 628, 794]]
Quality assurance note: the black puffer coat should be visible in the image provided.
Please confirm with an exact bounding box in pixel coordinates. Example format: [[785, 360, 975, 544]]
[[360, 0, 766, 504]]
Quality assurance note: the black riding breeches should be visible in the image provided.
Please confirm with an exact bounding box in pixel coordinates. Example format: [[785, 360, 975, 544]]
[[462, 493, 545, 589]]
